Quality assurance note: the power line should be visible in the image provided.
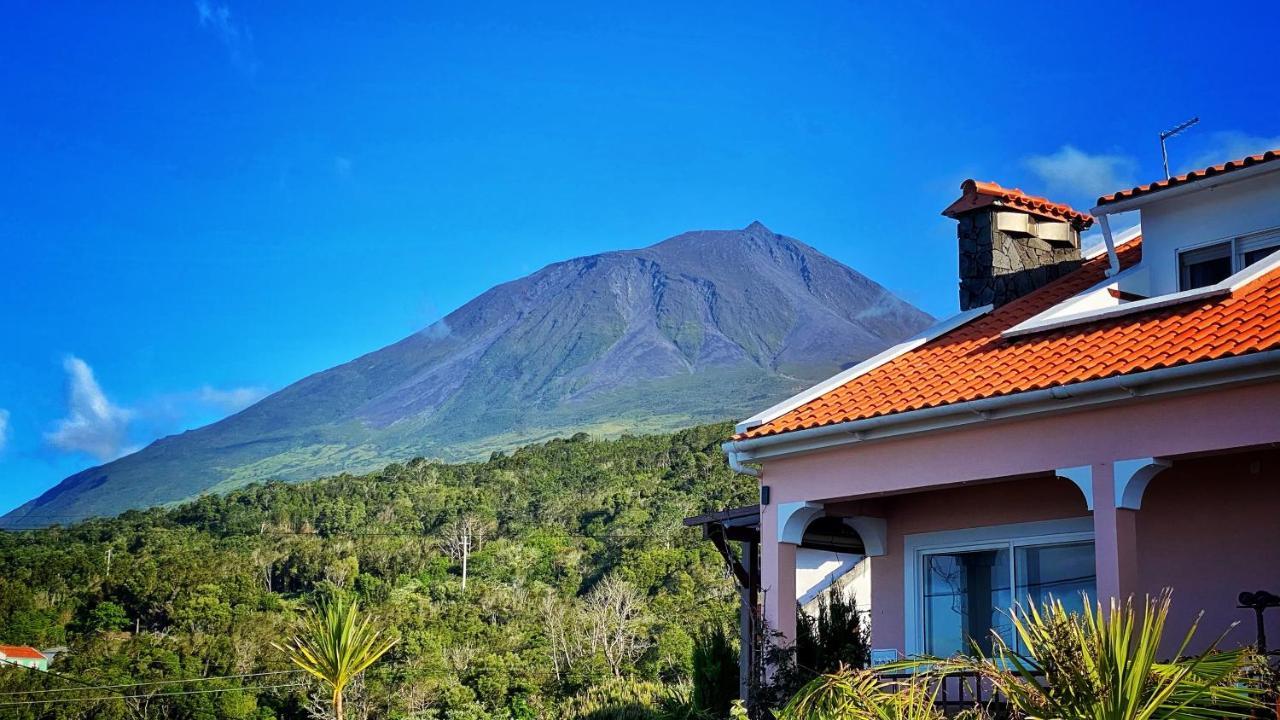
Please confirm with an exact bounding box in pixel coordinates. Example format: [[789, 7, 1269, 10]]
[[0, 669, 304, 697], [0, 681, 307, 708]]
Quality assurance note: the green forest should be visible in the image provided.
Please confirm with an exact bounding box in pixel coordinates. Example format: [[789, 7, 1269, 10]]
[[0, 422, 756, 719]]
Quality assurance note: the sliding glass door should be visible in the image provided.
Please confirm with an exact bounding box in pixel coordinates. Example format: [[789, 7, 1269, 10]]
[[921, 540, 1094, 656]]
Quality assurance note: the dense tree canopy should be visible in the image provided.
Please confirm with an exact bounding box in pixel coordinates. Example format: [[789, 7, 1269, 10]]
[[0, 423, 754, 719]]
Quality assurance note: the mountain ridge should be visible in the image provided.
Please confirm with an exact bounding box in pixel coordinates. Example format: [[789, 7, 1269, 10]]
[[3, 222, 933, 527]]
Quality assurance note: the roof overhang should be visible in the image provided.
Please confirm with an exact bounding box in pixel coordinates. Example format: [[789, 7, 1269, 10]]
[[1090, 158, 1280, 215], [723, 349, 1280, 466]]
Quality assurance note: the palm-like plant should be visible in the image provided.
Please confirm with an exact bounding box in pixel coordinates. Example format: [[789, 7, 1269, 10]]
[[273, 595, 398, 720], [778, 665, 946, 720], [937, 591, 1262, 720]]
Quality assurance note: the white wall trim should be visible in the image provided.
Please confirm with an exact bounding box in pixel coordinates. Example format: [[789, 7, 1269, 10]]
[[1113, 457, 1172, 510], [777, 501, 824, 544], [1056, 465, 1094, 510], [901, 517, 1094, 657], [735, 305, 992, 433], [845, 516, 888, 557]]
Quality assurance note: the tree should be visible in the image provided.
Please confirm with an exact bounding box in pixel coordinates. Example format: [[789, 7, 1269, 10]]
[[86, 600, 130, 633], [583, 574, 649, 678], [274, 595, 398, 720]]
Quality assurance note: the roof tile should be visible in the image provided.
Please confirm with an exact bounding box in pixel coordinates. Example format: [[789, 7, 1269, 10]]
[[740, 238, 1280, 440], [943, 179, 1094, 228], [1097, 150, 1280, 206]]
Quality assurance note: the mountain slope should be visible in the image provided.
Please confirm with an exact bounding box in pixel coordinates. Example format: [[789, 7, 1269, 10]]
[[4, 222, 932, 527]]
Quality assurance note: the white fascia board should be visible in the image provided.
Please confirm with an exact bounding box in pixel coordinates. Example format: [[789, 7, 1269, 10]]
[[1088, 162, 1280, 215], [727, 349, 1280, 463], [734, 304, 993, 434], [1003, 251, 1280, 339]]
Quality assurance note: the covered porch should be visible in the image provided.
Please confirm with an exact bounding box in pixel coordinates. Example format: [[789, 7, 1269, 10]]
[[752, 381, 1280, 659]]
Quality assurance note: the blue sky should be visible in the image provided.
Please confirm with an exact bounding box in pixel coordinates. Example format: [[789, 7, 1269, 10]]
[[2, 1, 1278, 514]]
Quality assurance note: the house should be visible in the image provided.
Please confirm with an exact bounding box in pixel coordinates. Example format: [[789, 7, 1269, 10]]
[[0, 645, 49, 671], [699, 150, 1280, 668]]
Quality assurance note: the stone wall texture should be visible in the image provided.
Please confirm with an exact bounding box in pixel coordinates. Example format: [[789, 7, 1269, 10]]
[[957, 210, 1081, 310]]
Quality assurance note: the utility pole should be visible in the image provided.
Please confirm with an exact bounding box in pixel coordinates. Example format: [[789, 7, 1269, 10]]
[[461, 524, 470, 591], [105, 547, 112, 581], [445, 517, 474, 591]]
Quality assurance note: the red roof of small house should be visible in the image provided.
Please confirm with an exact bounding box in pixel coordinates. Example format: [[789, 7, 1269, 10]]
[[0, 645, 45, 660], [739, 238, 1280, 440], [1096, 149, 1280, 207], [942, 179, 1094, 229]]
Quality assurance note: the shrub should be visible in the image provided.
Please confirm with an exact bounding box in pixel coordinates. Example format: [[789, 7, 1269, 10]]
[[692, 623, 739, 718]]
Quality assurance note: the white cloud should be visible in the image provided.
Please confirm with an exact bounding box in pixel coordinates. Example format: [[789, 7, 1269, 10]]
[[1183, 131, 1280, 173], [196, 0, 258, 75], [196, 385, 268, 412], [1025, 145, 1138, 204], [0, 409, 9, 453], [43, 356, 269, 463], [45, 356, 135, 462]]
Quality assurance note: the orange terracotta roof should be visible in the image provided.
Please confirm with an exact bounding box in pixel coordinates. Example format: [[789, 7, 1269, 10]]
[[740, 238, 1280, 439], [1097, 149, 1280, 206], [0, 645, 45, 660], [943, 179, 1094, 229]]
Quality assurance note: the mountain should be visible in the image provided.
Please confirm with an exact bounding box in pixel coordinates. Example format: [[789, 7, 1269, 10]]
[[3, 222, 932, 527]]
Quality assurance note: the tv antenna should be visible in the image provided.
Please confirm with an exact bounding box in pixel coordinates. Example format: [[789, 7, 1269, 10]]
[[1159, 117, 1199, 179]]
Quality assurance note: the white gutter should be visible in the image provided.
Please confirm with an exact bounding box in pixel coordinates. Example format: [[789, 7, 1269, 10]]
[[1088, 161, 1280, 216], [726, 452, 761, 477], [723, 349, 1280, 467]]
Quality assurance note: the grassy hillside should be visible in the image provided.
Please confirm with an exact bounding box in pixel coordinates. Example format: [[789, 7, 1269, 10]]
[[0, 422, 755, 720]]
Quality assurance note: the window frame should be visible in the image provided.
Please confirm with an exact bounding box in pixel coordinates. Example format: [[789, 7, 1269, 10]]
[[902, 517, 1094, 658], [1177, 228, 1280, 291]]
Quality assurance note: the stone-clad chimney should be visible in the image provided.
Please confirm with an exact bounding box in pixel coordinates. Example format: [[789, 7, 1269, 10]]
[[943, 180, 1093, 311]]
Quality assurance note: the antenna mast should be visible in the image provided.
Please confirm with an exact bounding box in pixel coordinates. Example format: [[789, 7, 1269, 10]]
[[1160, 117, 1200, 179]]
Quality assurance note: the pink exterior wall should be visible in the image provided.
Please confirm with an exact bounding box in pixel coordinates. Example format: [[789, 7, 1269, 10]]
[[757, 381, 1280, 656], [760, 384, 1280, 507], [830, 476, 1088, 651], [1135, 450, 1280, 652]]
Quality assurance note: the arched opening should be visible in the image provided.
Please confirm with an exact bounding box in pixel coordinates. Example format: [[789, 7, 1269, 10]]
[[801, 516, 866, 554]]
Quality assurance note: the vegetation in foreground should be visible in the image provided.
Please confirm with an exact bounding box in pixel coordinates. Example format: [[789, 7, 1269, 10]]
[[780, 592, 1266, 720], [0, 422, 753, 719]]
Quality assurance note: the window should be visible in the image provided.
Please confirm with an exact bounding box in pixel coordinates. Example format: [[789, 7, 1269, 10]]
[[923, 548, 1011, 656], [920, 539, 1095, 656], [1178, 242, 1232, 290], [1178, 232, 1280, 291]]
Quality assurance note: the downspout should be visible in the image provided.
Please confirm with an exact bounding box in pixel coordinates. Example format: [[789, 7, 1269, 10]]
[[723, 440, 760, 477], [1095, 212, 1121, 277]]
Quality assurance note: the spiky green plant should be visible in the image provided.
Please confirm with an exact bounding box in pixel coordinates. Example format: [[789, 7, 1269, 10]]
[[934, 591, 1262, 720], [777, 665, 945, 720], [273, 595, 397, 720]]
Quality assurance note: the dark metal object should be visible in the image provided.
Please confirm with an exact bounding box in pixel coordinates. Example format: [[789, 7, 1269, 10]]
[[1239, 589, 1280, 653], [878, 668, 1046, 719]]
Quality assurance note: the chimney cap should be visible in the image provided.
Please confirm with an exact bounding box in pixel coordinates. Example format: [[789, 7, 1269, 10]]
[[943, 179, 1093, 229]]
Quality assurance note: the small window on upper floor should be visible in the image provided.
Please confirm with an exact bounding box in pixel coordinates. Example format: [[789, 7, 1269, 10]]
[[1178, 231, 1280, 291], [1178, 242, 1232, 290], [1240, 233, 1280, 268]]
